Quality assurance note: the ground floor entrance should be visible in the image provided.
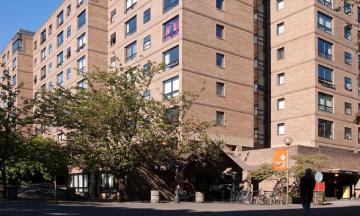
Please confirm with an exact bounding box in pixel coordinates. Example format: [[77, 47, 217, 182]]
[[323, 170, 360, 199]]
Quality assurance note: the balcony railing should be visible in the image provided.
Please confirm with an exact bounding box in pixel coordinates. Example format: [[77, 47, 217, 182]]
[[125, 53, 137, 63], [317, 0, 332, 8], [164, 59, 179, 70], [318, 79, 335, 89], [318, 104, 333, 113], [318, 51, 332, 60], [317, 24, 332, 34]]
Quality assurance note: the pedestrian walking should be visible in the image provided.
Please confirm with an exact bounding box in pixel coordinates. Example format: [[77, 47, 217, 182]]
[[300, 168, 316, 216]]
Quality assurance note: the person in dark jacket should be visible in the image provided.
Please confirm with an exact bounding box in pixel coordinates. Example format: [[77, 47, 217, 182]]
[[300, 168, 316, 216]]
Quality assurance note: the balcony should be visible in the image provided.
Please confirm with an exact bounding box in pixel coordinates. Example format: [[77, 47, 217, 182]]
[[318, 51, 332, 60], [318, 104, 333, 113], [317, 24, 332, 34], [318, 79, 335, 89], [317, 0, 332, 8]]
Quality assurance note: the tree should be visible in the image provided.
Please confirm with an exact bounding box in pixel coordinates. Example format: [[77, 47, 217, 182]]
[[0, 69, 23, 198], [27, 62, 223, 200]]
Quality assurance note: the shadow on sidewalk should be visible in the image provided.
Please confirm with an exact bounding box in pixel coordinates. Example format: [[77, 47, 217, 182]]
[[0, 200, 359, 216]]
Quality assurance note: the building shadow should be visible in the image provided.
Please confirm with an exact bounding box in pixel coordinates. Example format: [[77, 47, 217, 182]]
[[1, 200, 360, 216]]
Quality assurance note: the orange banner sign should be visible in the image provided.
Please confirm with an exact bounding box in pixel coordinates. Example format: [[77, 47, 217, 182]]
[[273, 149, 288, 171]]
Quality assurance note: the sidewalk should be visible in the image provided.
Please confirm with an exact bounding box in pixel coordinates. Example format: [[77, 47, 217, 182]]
[[0, 199, 359, 216]]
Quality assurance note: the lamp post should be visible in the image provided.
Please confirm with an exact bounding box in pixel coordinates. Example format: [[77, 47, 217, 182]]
[[284, 136, 293, 206]]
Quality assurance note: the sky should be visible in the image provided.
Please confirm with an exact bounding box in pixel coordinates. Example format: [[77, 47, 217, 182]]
[[0, 0, 63, 52]]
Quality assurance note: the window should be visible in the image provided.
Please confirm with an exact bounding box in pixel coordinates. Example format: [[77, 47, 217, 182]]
[[12, 38, 23, 53], [49, 43, 53, 54], [317, 12, 332, 33], [358, 7, 360, 23], [344, 26, 352, 40], [40, 66, 46, 80], [66, 47, 71, 59], [358, 128, 360, 144], [57, 11, 64, 26], [57, 72, 64, 87], [318, 119, 333, 138], [110, 33, 116, 46], [216, 111, 225, 126], [318, 38, 332, 60], [77, 33, 86, 49], [345, 127, 352, 140], [344, 0, 352, 15], [40, 29, 47, 44], [77, 79, 88, 89], [78, 10, 86, 29], [216, 53, 225, 68], [69, 173, 88, 193], [277, 47, 285, 60], [111, 9, 117, 23], [216, 82, 225, 97], [78, 56, 86, 74], [142, 63, 151, 77], [144, 90, 151, 100], [277, 22, 284, 35], [144, 8, 151, 24], [11, 75, 16, 86], [163, 76, 179, 99], [125, 16, 137, 36], [100, 173, 114, 188], [66, 68, 72, 80], [12, 58, 16, 70], [33, 75, 37, 85], [110, 56, 117, 68], [318, 92, 333, 113], [57, 31, 64, 47], [278, 98, 285, 110], [318, 65, 333, 86], [66, 4, 72, 16], [163, 16, 179, 42], [48, 81, 53, 90], [277, 0, 284, 10], [34, 41, 37, 51], [77, 0, 84, 7], [57, 52, 64, 66], [345, 102, 352, 115], [48, 63, 53, 73], [345, 52, 352, 65], [216, 0, 224, 10], [216, 24, 224, 39], [125, 41, 137, 62], [67, 26, 72, 37], [41, 48, 46, 61], [345, 77, 352, 91], [126, 0, 137, 12], [163, 0, 179, 13], [318, 0, 332, 8], [143, 35, 151, 50], [49, 24, 53, 35], [277, 73, 285, 85], [164, 46, 179, 69], [277, 123, 285, 135], [40, 84, 46, 93]]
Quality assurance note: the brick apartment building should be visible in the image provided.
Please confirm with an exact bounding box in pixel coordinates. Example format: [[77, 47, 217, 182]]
[[1, 0, 360, 199]]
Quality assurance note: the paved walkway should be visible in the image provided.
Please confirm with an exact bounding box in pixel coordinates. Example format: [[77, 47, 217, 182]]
[[0, 199, 359, 215]]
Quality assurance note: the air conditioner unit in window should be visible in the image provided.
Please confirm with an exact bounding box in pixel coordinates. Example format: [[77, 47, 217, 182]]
[[346, 83, 352, 91]]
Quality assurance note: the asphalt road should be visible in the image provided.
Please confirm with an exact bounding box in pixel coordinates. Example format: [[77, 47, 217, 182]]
[[0, 199, 360, 216]]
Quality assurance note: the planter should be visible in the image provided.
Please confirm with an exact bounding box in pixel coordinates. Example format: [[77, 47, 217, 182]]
[[313, 192, 324, 205], [292, 196, 302, 204], [150, 190, 160, 203], [195, 192, 204, 203]]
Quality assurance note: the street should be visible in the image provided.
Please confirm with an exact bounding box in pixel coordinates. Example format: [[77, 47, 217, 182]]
[[0, 199, 360, 216]]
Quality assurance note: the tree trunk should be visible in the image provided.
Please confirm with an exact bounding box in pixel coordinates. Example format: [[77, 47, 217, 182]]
[[116, 175, 128, 202], [1, 164, 7, 199]]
